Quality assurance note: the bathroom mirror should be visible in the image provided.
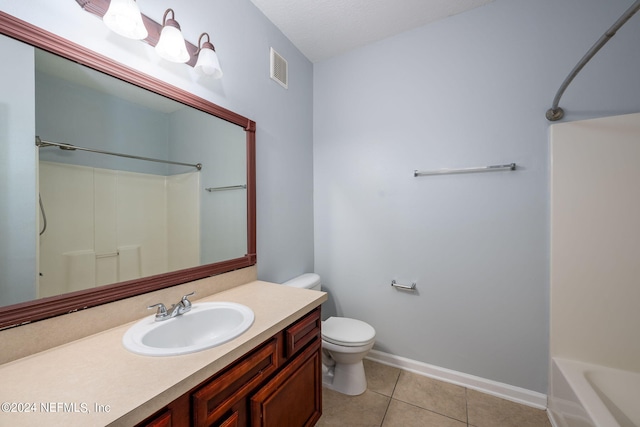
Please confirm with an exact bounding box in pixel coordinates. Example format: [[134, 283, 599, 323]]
[[0, 12, 256, 329]]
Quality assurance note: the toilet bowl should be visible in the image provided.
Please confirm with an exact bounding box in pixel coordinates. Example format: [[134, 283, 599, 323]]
[[282, 273, 376, 396]]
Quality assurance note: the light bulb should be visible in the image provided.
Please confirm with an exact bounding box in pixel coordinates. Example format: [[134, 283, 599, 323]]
[[155, 9, 189, 64], [103, 0, 148, 40], [194, 33, 223, 78]]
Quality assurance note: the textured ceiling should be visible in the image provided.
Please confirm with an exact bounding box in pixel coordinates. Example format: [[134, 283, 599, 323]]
[[250, 0, 495, 62]]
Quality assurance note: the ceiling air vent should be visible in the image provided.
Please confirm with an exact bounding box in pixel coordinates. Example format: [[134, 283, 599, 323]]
[[270, 47, 288, 89]]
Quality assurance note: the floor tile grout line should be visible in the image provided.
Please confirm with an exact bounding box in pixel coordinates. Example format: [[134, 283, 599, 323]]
[[378, 395, 392, 427], [465, 387, 469, 426], [389, 370, 400, 397], [378, 371, 401, 426]]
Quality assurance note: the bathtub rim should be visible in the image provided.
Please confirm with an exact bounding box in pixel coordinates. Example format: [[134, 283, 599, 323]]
[[551, 357, 636, 427]]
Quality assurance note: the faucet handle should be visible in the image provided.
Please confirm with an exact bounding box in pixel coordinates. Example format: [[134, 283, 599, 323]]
[[181, 291, 195, 309], [148, 303, 168, 320]]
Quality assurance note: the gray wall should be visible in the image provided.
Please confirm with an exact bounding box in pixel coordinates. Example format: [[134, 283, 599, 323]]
[[36, 70, 170, 175], [313, 0, 640, 394], [169, 107, 248, 264], [0, 36, 36, 304], [0, 0, 315, 284]]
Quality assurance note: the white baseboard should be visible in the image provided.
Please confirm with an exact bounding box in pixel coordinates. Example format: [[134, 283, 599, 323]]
[[366, 349, 548, 410], [547, 408, 562, 427]]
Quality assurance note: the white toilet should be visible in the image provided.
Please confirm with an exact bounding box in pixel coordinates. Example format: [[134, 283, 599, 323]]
[[283, 273, 376, 396]]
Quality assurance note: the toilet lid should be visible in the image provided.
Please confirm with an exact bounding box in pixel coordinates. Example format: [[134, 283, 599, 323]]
[[322, 317, 376, 347]]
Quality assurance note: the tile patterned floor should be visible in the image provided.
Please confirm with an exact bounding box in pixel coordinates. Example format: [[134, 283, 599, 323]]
[[316, 360, 552, 427]]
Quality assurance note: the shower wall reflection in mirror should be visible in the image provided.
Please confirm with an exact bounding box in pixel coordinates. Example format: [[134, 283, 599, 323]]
[[1, 46, 247, 307]]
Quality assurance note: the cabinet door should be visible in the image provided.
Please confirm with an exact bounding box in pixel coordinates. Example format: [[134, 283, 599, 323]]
[[192, 338, 279, 427], [250, 340, 321, 427], [217, 410, 239, 427], [135, 394, 190, 427], [135, 409, 171, 427]]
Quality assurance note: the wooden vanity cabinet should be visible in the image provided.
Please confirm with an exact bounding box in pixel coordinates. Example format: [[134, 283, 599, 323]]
[[138, 409, 171, 427], [135, 307, 322, 427], [192, 337, 280, 426], [250, 340, 321, 427]]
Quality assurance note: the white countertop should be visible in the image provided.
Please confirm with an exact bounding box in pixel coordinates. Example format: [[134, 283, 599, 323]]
[[0, 281, 326, 426]]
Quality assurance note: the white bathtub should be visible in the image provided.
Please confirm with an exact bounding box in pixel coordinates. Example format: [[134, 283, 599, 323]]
[[548, 358, 640, 427]]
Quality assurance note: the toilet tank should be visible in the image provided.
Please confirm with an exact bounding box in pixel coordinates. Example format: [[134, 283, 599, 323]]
[[283, 273, 321, 291]]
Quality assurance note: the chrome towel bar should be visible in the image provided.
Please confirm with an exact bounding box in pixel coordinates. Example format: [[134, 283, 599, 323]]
[[391, 280, 417, 291], [414, 163, 516, 177]]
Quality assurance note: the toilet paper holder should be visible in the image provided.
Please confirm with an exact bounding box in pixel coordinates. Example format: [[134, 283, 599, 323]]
[[391, 280, 417, 291]]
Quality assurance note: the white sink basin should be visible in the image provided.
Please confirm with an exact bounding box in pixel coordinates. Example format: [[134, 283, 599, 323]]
[[123, 302, 254, 356]]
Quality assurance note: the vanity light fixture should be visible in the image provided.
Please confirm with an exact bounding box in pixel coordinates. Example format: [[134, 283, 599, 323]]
[[155, 8, 190, 63], [194, 33, 223, 78], [102, 0, 148, 40], [78, 1, 223, 75]]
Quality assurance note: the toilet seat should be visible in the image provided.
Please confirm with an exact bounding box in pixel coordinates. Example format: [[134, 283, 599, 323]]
[[322, 317, 375, 347]]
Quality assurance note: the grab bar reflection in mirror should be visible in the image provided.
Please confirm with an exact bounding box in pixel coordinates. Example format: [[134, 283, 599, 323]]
[[205, 184, 247, 192]]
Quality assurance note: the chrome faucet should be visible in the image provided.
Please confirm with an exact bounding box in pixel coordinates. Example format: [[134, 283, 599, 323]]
[[148, 292, 195, 321]]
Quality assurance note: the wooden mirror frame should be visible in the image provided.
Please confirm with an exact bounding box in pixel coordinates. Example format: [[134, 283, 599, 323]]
[[0, 12, 257, 330]]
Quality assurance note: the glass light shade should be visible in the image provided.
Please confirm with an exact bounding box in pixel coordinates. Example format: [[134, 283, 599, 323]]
[[103, 0, 148, 40], [195, 47, 223, 78], [155, 24, 190, 63]]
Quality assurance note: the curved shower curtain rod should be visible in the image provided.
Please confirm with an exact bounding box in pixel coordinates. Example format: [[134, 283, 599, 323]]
[[546, 0, 640, 121]]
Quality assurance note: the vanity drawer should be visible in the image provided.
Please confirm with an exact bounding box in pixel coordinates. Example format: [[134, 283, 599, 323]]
[[192, 338, 279, 427], [285, 307, 320, 358], [135, 408, 172, 427]]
